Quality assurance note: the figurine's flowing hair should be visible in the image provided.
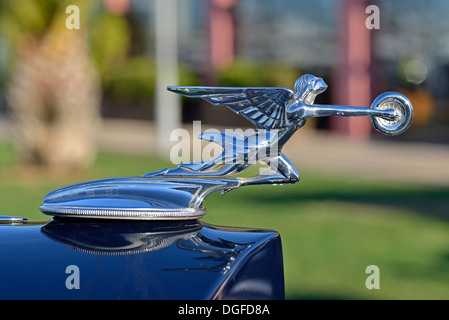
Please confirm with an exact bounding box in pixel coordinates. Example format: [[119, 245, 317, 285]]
[[294, 74, 315, 100]]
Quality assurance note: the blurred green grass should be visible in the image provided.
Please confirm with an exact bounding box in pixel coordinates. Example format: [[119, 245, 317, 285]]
[[0, 141, 448, 299]]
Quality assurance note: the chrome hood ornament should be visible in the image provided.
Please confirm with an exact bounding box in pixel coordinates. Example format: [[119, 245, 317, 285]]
[[40, 74, 413, 220]]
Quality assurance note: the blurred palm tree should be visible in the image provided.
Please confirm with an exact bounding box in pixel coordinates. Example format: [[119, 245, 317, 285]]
[[0, 0, 130, 169]]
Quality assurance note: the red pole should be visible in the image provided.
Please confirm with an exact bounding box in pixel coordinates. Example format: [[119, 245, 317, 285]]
[[209, 0, 237, 70], [332, 0, 372, 140]]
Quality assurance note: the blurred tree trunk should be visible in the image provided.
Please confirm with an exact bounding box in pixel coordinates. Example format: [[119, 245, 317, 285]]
[[7, 23, 101, 169]]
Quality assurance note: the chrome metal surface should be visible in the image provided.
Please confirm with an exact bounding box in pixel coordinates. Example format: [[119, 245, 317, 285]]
[[40, 177, 240, 220], [369, 92, 414, 136], [158, 74, 413, 186], [40, 74, 413, 220], [0, 215, 28, 224]]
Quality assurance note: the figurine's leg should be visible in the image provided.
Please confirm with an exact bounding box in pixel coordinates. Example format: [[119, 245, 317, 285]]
[[271, 154, 300, 183], [143, 159, 249, 178], [239, 154, 299, 186], [142, 161, 198, 177], [143, 151, 223, 177]]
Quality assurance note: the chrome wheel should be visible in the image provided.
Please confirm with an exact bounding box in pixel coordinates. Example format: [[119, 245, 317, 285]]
[[370, 92, 413, 136]]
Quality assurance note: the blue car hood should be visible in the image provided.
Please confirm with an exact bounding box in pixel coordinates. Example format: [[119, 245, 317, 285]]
[[0, 218, 284, 300]]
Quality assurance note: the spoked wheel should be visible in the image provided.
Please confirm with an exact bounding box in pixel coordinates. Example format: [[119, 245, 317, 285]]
[[369, 92, 414, 136]]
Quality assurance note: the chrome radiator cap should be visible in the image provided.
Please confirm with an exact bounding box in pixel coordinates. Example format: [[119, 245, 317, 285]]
[[40, 177, 239, 220]]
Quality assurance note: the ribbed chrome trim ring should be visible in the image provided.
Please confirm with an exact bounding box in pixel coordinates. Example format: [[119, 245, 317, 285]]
[[39, 205, 206, 220]]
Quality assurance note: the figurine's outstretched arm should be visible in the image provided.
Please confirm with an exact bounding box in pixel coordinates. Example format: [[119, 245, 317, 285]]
[[294, 104, 398, 120], [288, 92, 413, 136]]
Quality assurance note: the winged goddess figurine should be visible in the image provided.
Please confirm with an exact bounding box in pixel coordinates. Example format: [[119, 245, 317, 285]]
[[40, 74, 413, 220], [144, 74, 413, 188]]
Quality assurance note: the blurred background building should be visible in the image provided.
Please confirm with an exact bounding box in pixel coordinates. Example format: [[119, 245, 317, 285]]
[[0, 0, 448, 167]]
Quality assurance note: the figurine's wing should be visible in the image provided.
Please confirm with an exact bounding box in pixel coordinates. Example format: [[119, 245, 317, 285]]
[[168, 86, 294, 129]]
